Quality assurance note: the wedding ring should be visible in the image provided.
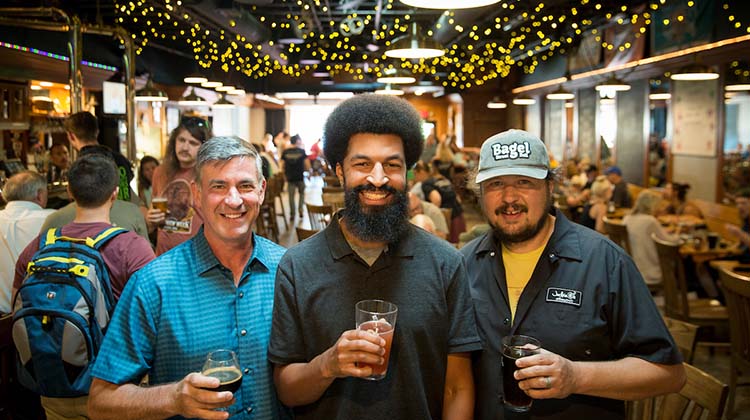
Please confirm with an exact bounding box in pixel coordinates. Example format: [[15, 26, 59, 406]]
[[545, 376, 552, 389]]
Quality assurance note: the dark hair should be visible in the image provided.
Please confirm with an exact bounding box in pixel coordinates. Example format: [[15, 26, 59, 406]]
[[672, 182, 691, 202], [290, 134, 302, 145], [323, 94, 424, 169], [64, 111, 99, 143], [737, 188, 750, 199], [68, 154, 119, 208], [49, 143, 68, 153], [137, 155, 159, 197], [163, 117, 213, 178]]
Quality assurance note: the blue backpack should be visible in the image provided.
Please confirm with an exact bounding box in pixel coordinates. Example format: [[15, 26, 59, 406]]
[[12, 226, 127, 397]]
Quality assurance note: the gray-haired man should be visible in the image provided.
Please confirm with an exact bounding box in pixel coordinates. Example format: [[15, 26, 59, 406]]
[[88, 136, 289, 420]]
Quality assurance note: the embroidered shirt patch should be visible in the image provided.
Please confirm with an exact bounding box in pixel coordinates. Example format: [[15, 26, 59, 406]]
[[545, 287, 582, 307]]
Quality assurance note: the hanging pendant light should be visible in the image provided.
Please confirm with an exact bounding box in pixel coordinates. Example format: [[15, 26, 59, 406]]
[[670, 64, 719, 81], [377, 68, 417, 84], [595, 75, 631, 92], [486, 97, 507, 109], [178, 87, 208, 106], [546, 86, 575, 100], [385, 23, 444, 59], [512, 96, 536, 105], [135, 76, 168, 102], [212, 94, 235, 109], [400, 0, 501, 8], [375, 84, 405, 96], [183, 73, 208, 84]]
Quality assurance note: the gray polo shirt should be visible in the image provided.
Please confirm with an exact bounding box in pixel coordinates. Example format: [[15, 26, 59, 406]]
[[269, 215, 482, 419]]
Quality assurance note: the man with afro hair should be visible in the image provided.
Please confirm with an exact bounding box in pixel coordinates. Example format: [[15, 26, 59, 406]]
[[269, 94, 481, 419]]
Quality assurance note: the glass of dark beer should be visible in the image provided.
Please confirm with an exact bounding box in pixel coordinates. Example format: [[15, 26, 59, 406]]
[[202, 349, 242, 394], [501, 335, 541, 413]]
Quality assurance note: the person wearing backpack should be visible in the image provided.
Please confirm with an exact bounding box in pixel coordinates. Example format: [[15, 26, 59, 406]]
[[12, 153, 155, 420]]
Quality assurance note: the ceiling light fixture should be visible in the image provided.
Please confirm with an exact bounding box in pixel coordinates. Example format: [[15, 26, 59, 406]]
[[725, 65, 750, 91], [228, 89, 246, 96], [201, 80, 223, 88], [512, 96, 536, 106], [312, 71, 330, 78], [670, 64, 719, 81], [212, 94, 235, 109], [183, 73, 208, 84], [255, 94, 285, 105], [178, 87, 208, 106], [487, 97, 507, 109], [215, 85, 235, 92], [375, 84, 405, 96], [377, 74, 417, 84], [546, 86, 575, 100], [595, 75, 631, 92], [385, 22, 444, 59], [135, 76, 168, 102], [399, 0, 502, 8]]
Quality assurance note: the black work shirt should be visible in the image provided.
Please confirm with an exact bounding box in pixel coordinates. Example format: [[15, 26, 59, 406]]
[[269, 215, 482, 419], [461, 211, 682, 420], [281, 147, 307, 182]]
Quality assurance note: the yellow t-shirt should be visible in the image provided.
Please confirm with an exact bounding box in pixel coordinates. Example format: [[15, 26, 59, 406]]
[[502, 242, 547, 322]]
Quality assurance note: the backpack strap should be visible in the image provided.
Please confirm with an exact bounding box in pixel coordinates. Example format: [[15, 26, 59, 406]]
[[41, 226, 128, 249]]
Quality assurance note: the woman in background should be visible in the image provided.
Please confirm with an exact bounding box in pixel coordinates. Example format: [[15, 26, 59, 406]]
[[623, 190, 680, 287], [579, 175, 612, 234], [137, 155, 159, 209], [662, 182, 703, 218]]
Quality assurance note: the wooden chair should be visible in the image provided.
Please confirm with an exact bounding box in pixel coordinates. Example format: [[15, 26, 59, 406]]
[[306, 203, 334, 230], [323, 176, 341, 187], [322, 191, 345, 213], [656, 363, 729, 420], [296, 227, 319, 242], [270, 174, 288, 230], [603, 216, 631, 255], [663, 316, 699, 364], [651, 233, 728, 349], [629, 363, 728, 420], [322, 186, 344, 194], [718, 266, 750, 418]]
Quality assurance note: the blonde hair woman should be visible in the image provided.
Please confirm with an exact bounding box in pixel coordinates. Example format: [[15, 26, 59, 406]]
[[580, 175, 612, 233], [623, 190, 680, 286]]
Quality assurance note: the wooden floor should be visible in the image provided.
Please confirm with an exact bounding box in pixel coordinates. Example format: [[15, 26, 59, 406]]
[[274, 175, 750, 419]]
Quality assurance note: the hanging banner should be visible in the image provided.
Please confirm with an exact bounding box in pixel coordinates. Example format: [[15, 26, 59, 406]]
[[672, 80, 718, 157]]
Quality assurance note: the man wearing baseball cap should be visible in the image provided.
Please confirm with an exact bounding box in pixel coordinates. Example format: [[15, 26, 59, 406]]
[[461, 129, 685, 419]]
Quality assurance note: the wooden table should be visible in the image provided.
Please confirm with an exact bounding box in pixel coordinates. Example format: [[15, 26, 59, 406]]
[[658, 214, 706, 230], [679, 241, 742, 264]]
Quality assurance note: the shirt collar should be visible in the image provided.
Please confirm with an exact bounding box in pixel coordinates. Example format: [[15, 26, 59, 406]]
[[472, 209, 583, 262], [3, 200, 46, 212], [324, 212, 415, 260], [192, 227, 271, 276]]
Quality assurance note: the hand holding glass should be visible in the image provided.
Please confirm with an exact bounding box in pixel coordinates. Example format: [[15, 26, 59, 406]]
[[202, 349, 242, 393], [502, 335, 541, 413], [355, 299, 398, 380]]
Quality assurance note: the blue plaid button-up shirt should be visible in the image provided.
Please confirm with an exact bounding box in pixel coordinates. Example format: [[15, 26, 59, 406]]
[[93, 229, 287, 419]]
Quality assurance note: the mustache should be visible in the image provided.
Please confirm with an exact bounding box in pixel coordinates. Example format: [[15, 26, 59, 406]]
[[495, 203, 528, 216], [352, 184, 399, 195]]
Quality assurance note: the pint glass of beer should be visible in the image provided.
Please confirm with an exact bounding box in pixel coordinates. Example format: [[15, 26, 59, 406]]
[[501, 335, 541, 413]]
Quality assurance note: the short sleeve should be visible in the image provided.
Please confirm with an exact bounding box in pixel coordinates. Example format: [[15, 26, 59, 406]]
[[92, 273, 159, 384], [445, 255, 483, 353], [267, 255, 307, 364], [608, 254, 682, 365]]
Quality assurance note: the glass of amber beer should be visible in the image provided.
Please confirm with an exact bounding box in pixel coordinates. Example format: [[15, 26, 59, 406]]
[[501, 335, 541, 413], [152, 197, 168, 213], [355, 299, 398, 380]]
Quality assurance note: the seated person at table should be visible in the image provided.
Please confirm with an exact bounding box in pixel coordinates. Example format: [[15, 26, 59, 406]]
[[579, 176, 611, 234], [604, 165, 632, 208], [726, 188, 750, 262], [661, 182, 703, 218], [623, 190, 680, 287], [407, 192, 448, 239]]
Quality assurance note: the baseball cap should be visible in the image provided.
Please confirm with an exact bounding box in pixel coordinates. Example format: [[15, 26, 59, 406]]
[[475, 129, 550, 183], [604, 166, 622, 176]]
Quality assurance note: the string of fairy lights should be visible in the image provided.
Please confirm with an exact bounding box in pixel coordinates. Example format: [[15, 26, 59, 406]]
[[110, 0, 749, 92]]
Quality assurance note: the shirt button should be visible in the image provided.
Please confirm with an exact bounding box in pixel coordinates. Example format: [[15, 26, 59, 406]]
[[240, 329, 247, 336], [585, 349, 592, 356], [246, 406, 253, 413], [243, 367, 250, 374], [490, 252, 496, 257], [239, 292, 244, 298], [503, 318, 510, 325]]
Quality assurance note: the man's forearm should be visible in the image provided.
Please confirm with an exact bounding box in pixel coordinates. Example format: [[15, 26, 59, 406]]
[[274, 354, 336, 407], [573, 357, 685, 400], [442, 353, 474, 420], [88, 378, 177, 420]]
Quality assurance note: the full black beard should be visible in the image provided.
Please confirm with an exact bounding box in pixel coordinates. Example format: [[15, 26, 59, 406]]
[[342, 182, 410, 244], [492, 191, 553, 244]]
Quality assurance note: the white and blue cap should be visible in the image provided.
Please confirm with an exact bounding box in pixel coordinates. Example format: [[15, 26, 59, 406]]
[[475, 129, 550, 183]]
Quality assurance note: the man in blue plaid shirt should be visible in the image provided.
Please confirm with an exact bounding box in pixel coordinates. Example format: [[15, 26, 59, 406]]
[[88, 136, 288, 420]]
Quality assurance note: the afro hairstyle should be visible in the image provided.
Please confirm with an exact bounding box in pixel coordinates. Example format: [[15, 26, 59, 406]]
[[322, 94, 424, 169]]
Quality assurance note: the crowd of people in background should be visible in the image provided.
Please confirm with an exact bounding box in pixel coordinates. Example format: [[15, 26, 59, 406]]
[[5, 95, 750, 420]]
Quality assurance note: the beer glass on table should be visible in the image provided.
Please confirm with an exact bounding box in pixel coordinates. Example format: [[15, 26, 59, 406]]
[[502, 335, 541, 414], [355, 299, 398, 380], [201, 349, 242, 413]]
